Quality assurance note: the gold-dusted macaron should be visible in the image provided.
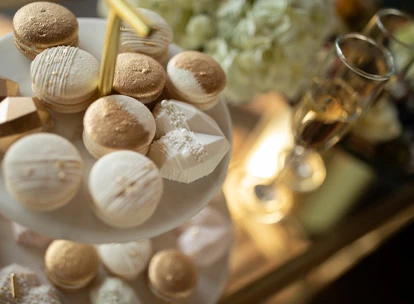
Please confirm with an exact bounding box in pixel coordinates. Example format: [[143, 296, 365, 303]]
[[83, 95, 156, 159], [45, 240, 100, 292], [165, 51, 227, 110], [13, 2, 78, 60], [148, 249, 198, 301], [113, 53, 166, 106]]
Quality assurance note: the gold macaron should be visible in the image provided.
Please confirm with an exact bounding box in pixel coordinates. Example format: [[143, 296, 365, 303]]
[[148, 249, 198, 301], [45, 240, 100, 292], [113, 53, 166, 106], [13, 2, 78, 60], [83, 95, 156, 159]]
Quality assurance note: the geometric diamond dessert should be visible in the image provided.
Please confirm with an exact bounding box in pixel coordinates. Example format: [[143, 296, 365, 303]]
[[0, 97, 53, 154], [147, 129, 230, 183], [152, 100, 225, 139], [0, 75, 20, 101]]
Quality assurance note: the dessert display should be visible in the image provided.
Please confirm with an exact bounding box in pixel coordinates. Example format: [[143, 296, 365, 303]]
[[31, 46, 100, 113], [0, 75, 20, 101], [13, 2, 79, 60], [45, 240, 100, 292], [2, 133, 83, 211], [113, 53, 166, 107], [89, 151, 163, 228], [0, 0, 231, 252], [11, 222, 53, 248], [97, 239, 152, 280], [0, 264, 61, 303], [119, 8, 173, 62], [0, 97, 53, 154], [148, 249, 198, 302], [83, 95, 156, 158], [177, 206, 233, 267], [90, 277, 141, 304], [0, 1, 233, 302], [165, 51, 227, 110]]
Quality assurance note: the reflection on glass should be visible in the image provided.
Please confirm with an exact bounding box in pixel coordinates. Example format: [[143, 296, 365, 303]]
[[363, 8, 414, 77]]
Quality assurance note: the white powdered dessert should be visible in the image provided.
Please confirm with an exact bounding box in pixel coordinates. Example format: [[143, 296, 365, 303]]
[[147, 129, 229, 184], [97, 239, 152, 280], [0, 264, 61, 304], [90, 277, 141, 304], [152, 100, 225, 139]]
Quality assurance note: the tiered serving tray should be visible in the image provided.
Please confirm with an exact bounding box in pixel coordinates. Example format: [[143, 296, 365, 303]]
[[0, 18, 232, 244], [0, 192, 231, 304]]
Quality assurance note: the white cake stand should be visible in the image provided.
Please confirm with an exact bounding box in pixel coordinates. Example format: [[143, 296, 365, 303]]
[[0, 192, 231, 304], [0, 18, 232, 244]]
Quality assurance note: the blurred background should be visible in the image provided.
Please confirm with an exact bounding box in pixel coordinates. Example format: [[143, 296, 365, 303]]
[[1, 0, 414, 303]]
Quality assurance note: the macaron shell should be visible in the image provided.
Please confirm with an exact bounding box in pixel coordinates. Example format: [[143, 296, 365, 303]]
[[119, 8, 173, 61], [3, 133, 83, 211], [98, 240, 152, 280], [83, 95, 155, 158], [148, 250, 198, 301], [45, 240, 100, 290], [13, 2, 78, 58], [167, 51, 226, 101], [89, 151, 163, 228], [113, 53, 166, 104], [90, 277, 141, 304], [31, 47, 100, 106]]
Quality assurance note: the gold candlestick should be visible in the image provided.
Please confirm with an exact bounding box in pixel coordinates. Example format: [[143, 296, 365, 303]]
[[98, 10, 121, 97], [98, 0, 152, 96], [106, 0, 152, 37]]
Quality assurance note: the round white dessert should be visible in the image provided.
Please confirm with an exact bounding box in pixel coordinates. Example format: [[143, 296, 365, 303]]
[[89, 151, 163, 228]]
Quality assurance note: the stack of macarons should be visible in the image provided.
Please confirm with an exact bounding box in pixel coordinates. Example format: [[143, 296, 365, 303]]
[[1, 1, 229, 229], [42, 237, 200, 302]]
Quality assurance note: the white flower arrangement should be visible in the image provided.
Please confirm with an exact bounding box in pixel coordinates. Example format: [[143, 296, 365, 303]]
[[98, 0, 337, 103]]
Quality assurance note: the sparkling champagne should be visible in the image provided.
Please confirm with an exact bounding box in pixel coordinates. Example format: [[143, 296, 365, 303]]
[[294, 79, 362, 150]]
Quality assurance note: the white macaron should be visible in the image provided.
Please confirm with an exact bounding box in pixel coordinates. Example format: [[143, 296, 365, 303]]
[[89, 151, 163, 228], [97, 239, 152, 280], [31, 46, 99, 113], [3, 133, 83, 211]]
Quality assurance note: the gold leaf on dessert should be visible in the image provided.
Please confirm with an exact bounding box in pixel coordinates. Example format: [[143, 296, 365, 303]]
[[0, 97, 53, 154], [0, 76, 20, 101]]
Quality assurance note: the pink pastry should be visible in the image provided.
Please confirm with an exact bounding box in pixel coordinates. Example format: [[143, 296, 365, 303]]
[[0, 264, 61, 303], [11, 222, 53, 248], [177, 206, 233, 267]]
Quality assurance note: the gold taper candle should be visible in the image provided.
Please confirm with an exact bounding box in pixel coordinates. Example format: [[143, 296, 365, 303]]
[[98, 9, 121, 97], [105, 0, 152, 37]]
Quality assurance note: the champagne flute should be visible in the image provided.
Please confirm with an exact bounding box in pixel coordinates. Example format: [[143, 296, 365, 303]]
[[254, 33, 395, 206], [363, 8, 414, 78]]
